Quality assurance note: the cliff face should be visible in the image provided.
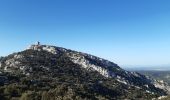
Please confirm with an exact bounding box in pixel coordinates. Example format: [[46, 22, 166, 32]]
[[0, 44, 167, 99]]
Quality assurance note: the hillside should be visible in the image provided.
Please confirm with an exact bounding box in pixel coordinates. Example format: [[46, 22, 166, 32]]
[[0, 43, 167, 100]]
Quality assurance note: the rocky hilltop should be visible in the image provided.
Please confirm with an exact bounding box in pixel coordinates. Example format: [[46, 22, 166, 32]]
[[0, 43, 168, 100]]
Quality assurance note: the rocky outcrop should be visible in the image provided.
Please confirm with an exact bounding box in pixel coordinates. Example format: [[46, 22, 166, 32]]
[[153, 79, 170, 94], [68, 53, 111, 77]]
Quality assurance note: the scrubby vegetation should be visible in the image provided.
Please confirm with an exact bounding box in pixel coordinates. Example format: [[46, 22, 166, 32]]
[[0, 73, 160, 100], [0, 50, 166, 100]]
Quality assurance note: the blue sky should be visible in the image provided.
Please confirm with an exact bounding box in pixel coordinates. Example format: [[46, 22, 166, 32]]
[[0, 0, 170, 67]]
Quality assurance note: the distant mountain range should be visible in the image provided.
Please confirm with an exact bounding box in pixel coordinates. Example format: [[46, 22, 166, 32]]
[[0, 43, 168, 100], [125, 66, 170, 71]]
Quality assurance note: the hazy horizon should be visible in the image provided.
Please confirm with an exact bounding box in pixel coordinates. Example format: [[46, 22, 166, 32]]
[[0, 0, 170, 67]]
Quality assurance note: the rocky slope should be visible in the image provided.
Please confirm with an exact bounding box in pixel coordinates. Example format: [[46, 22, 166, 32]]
[[0, 43, 167, 100], [137, 71, 170, 94]]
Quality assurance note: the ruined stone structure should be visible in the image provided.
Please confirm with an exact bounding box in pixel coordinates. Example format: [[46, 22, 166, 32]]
[[28, 42, 57, 54], [28, 41, 42, 51]]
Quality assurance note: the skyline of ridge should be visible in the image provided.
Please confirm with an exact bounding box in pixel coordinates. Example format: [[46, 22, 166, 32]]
[[1, 41, 170, 68]]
